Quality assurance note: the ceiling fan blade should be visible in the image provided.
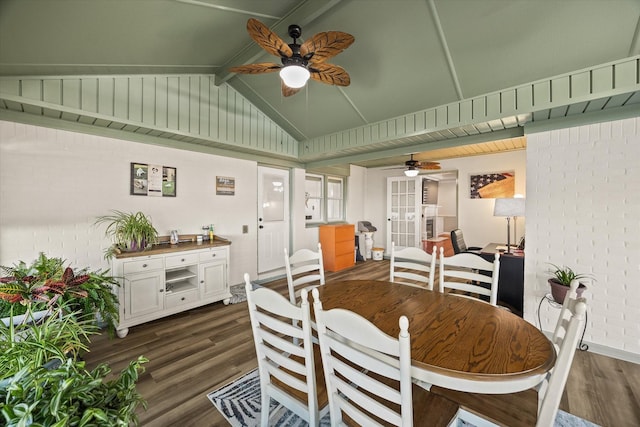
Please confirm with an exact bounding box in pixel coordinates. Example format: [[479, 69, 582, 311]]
[[246, 18, 293, 58], [309, 63, 350, 86], [300, 31, 355, 63], [418, 162, 441, 170], [281, 81, 302, 97], [229, 63, 282, 74]]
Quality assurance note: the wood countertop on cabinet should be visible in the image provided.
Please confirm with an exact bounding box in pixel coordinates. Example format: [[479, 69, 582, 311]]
[[113, 237, 231, 259]]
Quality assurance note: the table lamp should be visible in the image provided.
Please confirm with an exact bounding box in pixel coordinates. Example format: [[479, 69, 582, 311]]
[[493, 197, 525, 254]]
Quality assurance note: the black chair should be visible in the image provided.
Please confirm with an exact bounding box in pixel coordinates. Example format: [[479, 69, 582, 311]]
[[450, 229, 482, 254]]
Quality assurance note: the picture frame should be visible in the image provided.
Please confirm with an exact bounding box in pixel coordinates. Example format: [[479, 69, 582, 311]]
[[469, 171, 514, 199], [130, 162, 176, 197], [216, 176, 235, 196]]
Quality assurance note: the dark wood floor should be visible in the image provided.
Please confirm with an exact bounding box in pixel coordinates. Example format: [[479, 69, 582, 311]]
[[85, 260, 640, 427]]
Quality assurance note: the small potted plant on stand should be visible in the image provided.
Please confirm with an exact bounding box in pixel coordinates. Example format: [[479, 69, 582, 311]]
[[95, 210, 159, 259], [547, 264, 591, 304]]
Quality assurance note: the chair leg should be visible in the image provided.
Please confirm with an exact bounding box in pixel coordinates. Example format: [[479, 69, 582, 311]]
[[261, 387, 270, 426]]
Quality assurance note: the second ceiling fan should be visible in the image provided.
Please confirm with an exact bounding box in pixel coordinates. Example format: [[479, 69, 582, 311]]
[[389, 154, 441, 177], [229, 18, 354, 97]]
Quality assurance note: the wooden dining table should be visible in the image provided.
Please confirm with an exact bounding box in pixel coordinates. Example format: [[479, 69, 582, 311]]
[[314, 280, 556, 394]]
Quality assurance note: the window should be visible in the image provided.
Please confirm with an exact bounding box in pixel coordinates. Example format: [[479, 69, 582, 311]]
[[305, 174, 345, 224], [327, 177, 344, 221], [305, 174, 324, 222]]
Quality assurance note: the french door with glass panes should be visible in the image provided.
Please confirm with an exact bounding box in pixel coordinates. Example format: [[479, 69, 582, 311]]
[[386, 176, 421, 250]]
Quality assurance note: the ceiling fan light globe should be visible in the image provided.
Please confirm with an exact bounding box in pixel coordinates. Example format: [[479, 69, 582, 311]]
[[280, 65, 310, 88], [404, 168, 419, 177]]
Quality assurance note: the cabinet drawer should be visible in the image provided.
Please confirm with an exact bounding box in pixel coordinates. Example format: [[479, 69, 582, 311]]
[[165, 253, 199, 268], [335, 240, 355, 256], [198, 249, 227, 262], [334, 225, 355, 242], [122, 258, 163, 275], [165, 289, 199, 308], [334, 253, 355, 270]]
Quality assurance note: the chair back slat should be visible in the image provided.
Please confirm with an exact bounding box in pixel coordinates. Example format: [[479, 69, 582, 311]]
[[285, 243, 325, 304], [438, 247, 500, 306], [390, 242, 437, 290]]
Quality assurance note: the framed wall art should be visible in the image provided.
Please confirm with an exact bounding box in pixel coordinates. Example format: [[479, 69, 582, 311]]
[[130, 162, 176, 197], [216, 176, 235, 196], [469, 171, 514, 199]]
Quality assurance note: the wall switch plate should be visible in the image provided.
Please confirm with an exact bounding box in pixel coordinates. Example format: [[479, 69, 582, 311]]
[[242, 225, 248, 234]]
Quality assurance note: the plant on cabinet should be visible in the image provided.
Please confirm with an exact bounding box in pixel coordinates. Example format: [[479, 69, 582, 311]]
[[95, 210, 159, 259]]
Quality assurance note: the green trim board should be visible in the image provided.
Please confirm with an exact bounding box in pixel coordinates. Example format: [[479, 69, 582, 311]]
[[1, 57, 639, 169]]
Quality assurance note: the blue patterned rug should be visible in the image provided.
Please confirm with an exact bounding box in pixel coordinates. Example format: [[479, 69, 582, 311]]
[[207, 369, 600, 427], [228, 284, 247, 304]]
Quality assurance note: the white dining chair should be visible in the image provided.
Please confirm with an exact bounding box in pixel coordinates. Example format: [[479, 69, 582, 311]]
[[390, 242, 438, 290], [285, 243, 325, 305], [550, 279, 582, 351], [244, 273, 328, 426], [431, 288, 588, 427], [438, 247, 501, 306], [311, 287, 459, 427]]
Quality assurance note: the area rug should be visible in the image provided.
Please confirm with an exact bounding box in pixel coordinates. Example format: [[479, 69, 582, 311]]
[[207, 369, 600, 427], [207, 369, 330, 426], [228, 283, 247, 304]]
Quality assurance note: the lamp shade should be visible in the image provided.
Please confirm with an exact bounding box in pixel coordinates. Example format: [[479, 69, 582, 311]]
[[279, 65, 310, 88], [493, 197, 525, 217], [404, 168, 419, 177]]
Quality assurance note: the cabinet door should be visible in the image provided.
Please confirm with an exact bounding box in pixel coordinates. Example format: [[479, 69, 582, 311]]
[[199, 261, 227, 299], [124, 271, 164, 319]]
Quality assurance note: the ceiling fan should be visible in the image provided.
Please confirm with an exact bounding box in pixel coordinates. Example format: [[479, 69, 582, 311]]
[[229, 18, 354, 97], [386, 154, 441, 176]]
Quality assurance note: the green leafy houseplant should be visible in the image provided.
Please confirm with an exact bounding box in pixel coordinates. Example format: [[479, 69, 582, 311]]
[[547, 264, 591, 303], [95, 210, 159, 259], [0, 306, 148, 426], [0, 253, 120, 337], [1, 254, 148, 425]]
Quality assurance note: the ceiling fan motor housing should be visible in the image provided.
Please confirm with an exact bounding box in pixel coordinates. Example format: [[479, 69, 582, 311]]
[[282, 46, 307, 67], [282, 25, 309, 68], [288, 24, 302, 39]]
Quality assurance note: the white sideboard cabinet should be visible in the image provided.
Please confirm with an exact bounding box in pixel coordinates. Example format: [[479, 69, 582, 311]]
[[112, 241, 231, 338]]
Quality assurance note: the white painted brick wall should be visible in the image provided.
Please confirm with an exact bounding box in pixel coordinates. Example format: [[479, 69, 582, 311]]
[[0, 120, 260, 286], [525, 117, 640, 357]]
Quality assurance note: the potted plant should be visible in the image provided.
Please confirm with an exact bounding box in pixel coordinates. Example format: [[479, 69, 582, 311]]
[[1, 252, 148, 425], [547, 264, 591, 304], [0, 253, 120, 337], [95, 210, 159, 259], [0, 303, 148, 425]]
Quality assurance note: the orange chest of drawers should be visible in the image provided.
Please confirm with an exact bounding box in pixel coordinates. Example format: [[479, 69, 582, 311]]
[[319, 224, 355, 272]]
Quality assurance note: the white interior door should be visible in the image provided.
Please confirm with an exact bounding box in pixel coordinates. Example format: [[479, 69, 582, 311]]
[[386, 176, 421, 250], [257, 166, 290, 273]]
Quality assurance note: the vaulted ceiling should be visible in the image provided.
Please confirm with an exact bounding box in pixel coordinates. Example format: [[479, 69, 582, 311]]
[[1, 0, 639, 170]]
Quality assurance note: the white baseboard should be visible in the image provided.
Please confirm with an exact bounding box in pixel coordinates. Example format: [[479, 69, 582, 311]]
[[583, 341, 640, 364], [541, 331, 640, 364]]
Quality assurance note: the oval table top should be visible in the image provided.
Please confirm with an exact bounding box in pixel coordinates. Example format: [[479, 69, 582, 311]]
[[314, 280, 556, 393]]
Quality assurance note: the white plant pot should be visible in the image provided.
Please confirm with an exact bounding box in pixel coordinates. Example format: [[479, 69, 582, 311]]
[[1, 309, 51, 327]]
